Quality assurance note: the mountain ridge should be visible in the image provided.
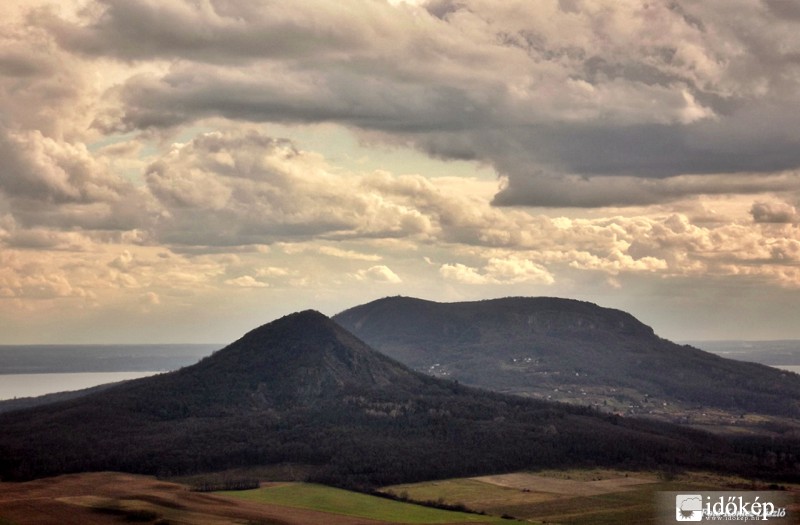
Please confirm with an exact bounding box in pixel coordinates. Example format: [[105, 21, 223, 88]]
[[3, 307, 792, 487], [333, 296, 800, 431]]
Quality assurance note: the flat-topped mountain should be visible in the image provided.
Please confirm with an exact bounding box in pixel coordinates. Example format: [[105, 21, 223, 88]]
[[2, 309, 791, 487], [334, 296, 800, 432]]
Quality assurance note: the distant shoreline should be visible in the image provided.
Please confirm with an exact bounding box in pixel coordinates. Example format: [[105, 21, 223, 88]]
[[0, 371, 163, 401], [685, 340, 800, 367], [0, 340, 798, 402], [0, 343, 220, 375]]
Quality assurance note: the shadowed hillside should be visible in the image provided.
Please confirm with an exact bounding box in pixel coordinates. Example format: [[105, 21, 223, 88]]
[[334, 296, 800, 432], [0, 310, 795, 488]]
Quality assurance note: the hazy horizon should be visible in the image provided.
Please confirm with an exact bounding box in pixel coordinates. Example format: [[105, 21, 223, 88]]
[[2, 337, 799, 367], [4, 1, 800, 344], [0, 337, 798, 402]]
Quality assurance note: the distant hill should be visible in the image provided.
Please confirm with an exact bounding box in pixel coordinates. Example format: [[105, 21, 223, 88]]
[[333, 296, 800, 433], [0, 310, 791, 488]]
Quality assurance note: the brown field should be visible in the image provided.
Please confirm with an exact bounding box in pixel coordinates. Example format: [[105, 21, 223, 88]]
[[3, 470, 796, 525], [385, 469, 800, 524], [473, 470, 657, 497], [0, 472, 519, 525]]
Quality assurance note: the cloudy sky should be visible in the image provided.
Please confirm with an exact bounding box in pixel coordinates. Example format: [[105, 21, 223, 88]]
[[3, 0, 800, 344]]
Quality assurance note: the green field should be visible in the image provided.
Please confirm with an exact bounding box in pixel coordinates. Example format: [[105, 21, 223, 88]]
[[222, 483, 528, 524], [382, 470, 793, 525]]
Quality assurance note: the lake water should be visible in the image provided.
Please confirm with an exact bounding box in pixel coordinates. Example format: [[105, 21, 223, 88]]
[[0, 349, 797, 401], [0, 371, 161, 400]]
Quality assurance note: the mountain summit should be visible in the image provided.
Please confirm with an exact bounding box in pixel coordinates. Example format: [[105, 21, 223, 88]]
[[0, 309, 793, 486], [182, 309, 425, 407], [334, 296, 800, 431]]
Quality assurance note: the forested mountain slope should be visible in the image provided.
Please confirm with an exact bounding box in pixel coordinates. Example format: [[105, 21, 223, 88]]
[[334, 296, 800, 431], [2, 310, 792, 487]]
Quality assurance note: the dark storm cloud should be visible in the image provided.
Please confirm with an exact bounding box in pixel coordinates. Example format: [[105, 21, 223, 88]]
[[492, 172, 800, 208], [42, 0, 392, 63], [423, 0, 466, 20], [763, 0, 800, 21], [45, 0, 800, 207], [750, 201, 798, 224], [0, 51, 55, 77], [108, 65, 490, 134]]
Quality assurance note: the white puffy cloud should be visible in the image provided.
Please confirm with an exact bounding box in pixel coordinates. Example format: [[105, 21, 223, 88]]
[[0, 4, 98, 139], [440, 257, 554, 285], [355, 265, 402, 283], [0, 249, 91, 300], [317, 246, 382, 261], [224, 275, 268, 288], [0, 128, 155, 232], [255, 266, 290, 277], [144, 129, 436, 246], [0, 270, 90, 300], [0, 129, 115, 203]]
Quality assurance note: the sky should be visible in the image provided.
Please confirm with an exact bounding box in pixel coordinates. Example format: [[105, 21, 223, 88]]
[[2, 0, 800, 344]]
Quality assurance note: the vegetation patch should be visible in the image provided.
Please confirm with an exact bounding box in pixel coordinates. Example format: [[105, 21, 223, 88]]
[[189, 477, 259, 492], [169, 464, 318, 487], [384, 478, 556, 510], [222, 482, 527, 524], [381, 470, 798, 525], [91, 502, 161, 522]]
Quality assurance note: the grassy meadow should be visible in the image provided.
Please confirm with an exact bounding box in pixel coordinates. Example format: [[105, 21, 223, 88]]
[[222, 482, 528, 524]]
